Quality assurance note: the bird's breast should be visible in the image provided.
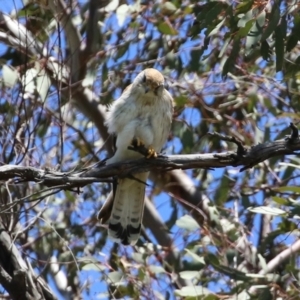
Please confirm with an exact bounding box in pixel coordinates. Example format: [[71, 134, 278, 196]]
[[136, 97, 172, 151]]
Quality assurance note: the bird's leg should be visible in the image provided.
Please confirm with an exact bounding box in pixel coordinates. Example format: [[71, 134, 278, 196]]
[[131, 137, 144, 148], [130, 137, 157, 158]]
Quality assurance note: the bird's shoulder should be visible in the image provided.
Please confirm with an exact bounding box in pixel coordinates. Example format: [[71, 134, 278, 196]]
[[122, 83, 133, 94]]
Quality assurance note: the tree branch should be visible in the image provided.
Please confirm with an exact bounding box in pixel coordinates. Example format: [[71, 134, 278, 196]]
[[0, 125, 299, 187], [48, 0, 82, 82], [1, 126, 297, 293], [84, 0, 110, 56], [0, 224, 56, 300], [0, 12, 44, 56]]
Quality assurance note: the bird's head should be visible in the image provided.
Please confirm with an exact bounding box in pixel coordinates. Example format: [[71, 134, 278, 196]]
[[133, 68, 165, 97]]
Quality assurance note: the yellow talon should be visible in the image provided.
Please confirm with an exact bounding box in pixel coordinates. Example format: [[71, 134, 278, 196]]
[[146, 147, 157, 158], [130, 138, 157, 158]]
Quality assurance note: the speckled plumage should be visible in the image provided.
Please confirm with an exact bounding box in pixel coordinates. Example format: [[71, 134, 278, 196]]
[[97, 68, 174, 245]]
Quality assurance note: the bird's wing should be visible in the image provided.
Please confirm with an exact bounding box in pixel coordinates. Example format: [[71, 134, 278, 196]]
[[97, 177, 117, 224]]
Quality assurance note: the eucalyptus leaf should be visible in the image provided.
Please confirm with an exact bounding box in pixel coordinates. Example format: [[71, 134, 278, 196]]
[[157, 22, 178, 35], [2, 65, 18, 87], [176, 214, 200, 231], [175, 286, 212, 297], [248, 206, 286, 216]]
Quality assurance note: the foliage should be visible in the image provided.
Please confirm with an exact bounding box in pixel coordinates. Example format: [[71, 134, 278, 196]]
[[0, 0, 300, 299]]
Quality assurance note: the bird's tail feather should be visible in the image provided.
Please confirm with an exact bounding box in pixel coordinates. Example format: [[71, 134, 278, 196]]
[[108, 173, 147, 245]]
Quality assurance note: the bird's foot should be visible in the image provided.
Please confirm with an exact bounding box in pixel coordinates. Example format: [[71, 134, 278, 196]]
[[146, 146, 157, 158], [131, 137, 144, 148], [130, 138, 157, 158]]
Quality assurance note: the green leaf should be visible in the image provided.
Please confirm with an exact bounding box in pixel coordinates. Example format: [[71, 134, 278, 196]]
[[207, 205, 221, 226], [275, 186, 300, 193], [287, 15, 300, 52], [148, 265, 166, 274], [257, 253, 268, 272], [280, 161, 300, 181], [205, 3, 225, 23], [191, 2, 227, 38], [237, 9, 253, 28], [189, 21, 202, 39], [179, 271, 201, 280], [48, 61, 68, 83], [189, 48, 203, 71], [219, 219, 236, 233], [286, 34, 298, 52], [116, 4, 129, 27], [36, 71, 51, 102], [184, 249, 206, 265], [246, 273, 265, 279], [214, 172, 232, 205], [105, 0, 119, 12], [132, 253, 145, 264], [208, 18, 226, 37], [271, 196, 289, 205], [174, 95, 189, 108], [58, 251, 73, 262], [215, 265, 250, 281], [114, 42, 130, 60], [248, 206, 286, 216], [176, 215, 200, 231], [0, 100, 11, 114], [236, 0, 254, 14], [175, 286, 212, 297], [219, 37, 231, 58], [275, 23, 284, 72], [37, 117, 51, 138], [237, 19, 255, 38], [81, 263, 106, 271], [179, 125, 194, 153], [222, 38, 240, 78], [2, 65, 18, 87], [195, 2, 219, 24], [107, 271, 123, 284], [261, 6, 280, 42], [205, 253, 220, 267], [290, 206, 300, 217], [281, 15, 287, 40], [285, 55, 300, 77], [160, 2, 177, 16], [95, 293, 110, 299], [157, 21, 178, 35], [245, 11, 265, 55], [165, 51, 178, 69], [278, 219, 297, 231], [260, 40, 271, 61]]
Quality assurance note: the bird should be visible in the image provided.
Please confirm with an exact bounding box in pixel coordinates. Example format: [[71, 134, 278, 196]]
[[97, 68, 174, 245]]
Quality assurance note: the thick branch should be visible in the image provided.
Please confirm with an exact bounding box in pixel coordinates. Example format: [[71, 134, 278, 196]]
[[84, 0, 110, 56], [0, 224, 56, 300], [48, 0, 82, 82], [0, 131, 299, 186]]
